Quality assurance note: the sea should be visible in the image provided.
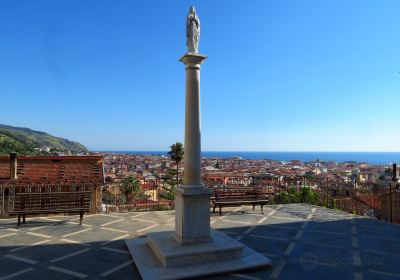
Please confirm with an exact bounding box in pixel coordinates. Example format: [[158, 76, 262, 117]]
[[97, 151, 400, 165]]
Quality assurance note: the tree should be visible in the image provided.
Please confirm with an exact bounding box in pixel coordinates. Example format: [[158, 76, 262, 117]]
[[165, 168, 178, 187], [168, 142, 184, 187], [159, 169, 179, 201], [304, 173, 314, 181], [384, 168, 393, 176], [121, 176, 141, 203]]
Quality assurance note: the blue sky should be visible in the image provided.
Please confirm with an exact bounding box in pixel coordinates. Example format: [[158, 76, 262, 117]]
[[0, 0, 399, 152]]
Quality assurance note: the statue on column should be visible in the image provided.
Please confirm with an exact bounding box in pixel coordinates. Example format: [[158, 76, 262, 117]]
[[186, 6, 200, 53]]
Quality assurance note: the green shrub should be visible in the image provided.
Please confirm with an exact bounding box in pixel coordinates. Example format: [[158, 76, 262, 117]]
[[273, 187, 320, 205]]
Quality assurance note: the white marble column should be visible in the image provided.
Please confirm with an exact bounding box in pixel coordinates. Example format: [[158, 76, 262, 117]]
[[182, 53, 206, 186], [173, 53, 212, 245]]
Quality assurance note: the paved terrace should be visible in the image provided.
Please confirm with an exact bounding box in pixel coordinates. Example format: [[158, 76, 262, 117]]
[[0, 204, 399, 280]]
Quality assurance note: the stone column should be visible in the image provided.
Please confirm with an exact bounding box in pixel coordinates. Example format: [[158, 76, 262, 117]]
[[173, 53, 212, 245], [182, 53, 206, 186]]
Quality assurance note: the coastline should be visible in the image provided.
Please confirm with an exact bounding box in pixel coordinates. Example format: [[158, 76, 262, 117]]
[[94, 151, 400, 165]]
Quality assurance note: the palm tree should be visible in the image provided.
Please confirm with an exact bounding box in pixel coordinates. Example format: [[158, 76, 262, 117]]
[[122, 176, 141, 203], [168, 142, 184, 186]]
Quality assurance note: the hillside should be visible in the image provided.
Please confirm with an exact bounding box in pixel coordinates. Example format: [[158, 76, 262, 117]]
[[0, 124, 89, 155]]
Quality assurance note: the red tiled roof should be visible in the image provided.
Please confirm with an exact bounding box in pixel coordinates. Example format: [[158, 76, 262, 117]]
[[104, 185, 121, 195], [0, 156, 104, 185], [141, 183, 157, 191]]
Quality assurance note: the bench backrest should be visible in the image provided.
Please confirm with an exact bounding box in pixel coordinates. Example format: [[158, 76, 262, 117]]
[[211, 187, 268, 201], [11, 191, 91, 213]]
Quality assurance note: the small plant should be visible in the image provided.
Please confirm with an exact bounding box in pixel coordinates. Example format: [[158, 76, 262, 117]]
[[332, 199, 337, 209], [273, 187, 320, 205]]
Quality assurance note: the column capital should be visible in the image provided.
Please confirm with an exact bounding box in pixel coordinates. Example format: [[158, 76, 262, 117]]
[[179, 53, 207, 68]]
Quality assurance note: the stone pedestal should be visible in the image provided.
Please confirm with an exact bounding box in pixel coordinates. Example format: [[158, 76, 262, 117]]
[[173, 186, 212, 245], [126, 230, 270, 280], [148, 230, 243, 268]]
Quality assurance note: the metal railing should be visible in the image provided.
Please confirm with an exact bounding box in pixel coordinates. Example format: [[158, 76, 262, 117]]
[[268, 176, 400, 223], [208, 167, 400, 224], [102, 184, 174, 212]]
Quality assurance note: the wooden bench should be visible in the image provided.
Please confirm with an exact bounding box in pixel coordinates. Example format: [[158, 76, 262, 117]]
[[210, 187, 269, 215], [9, 190, 91, 227]]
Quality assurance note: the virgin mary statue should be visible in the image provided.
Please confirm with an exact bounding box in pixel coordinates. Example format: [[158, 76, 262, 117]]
[[186, 6, 200, 53]]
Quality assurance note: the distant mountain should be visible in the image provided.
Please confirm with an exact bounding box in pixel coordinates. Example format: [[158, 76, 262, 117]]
[[0, 124, 89, 155]]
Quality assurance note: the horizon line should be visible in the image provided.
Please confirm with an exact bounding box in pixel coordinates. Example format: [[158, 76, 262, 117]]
[[92, 150, 400, 153]]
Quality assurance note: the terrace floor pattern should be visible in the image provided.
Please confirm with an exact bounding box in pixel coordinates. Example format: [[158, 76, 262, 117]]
[[0, 203, 399, 280]]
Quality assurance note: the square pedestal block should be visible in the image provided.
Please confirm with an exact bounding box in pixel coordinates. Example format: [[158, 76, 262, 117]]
[[125, 229, 271, 280], [148, 230, 244, 267], [173, 186, 212, 245]]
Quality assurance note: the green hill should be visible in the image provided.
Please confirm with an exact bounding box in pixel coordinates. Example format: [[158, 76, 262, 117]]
[[0, 124, 89, 155]]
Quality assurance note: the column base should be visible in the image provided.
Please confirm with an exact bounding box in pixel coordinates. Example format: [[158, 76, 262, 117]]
[[171, 230, 211, 246], [125, 229, 271, 280], [173, 185, 212, 245]]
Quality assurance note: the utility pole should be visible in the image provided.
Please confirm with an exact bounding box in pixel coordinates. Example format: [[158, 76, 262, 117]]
[[114, 184, 117, 210], [390, 163, 397, 223]]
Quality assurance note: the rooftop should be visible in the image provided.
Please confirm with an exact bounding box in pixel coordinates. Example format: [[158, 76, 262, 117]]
[[0, 204, 399, 279], [0, 156, 104, 185]]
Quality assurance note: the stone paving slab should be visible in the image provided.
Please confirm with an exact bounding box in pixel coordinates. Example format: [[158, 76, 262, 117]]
[[1, 203, 400, 280]]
